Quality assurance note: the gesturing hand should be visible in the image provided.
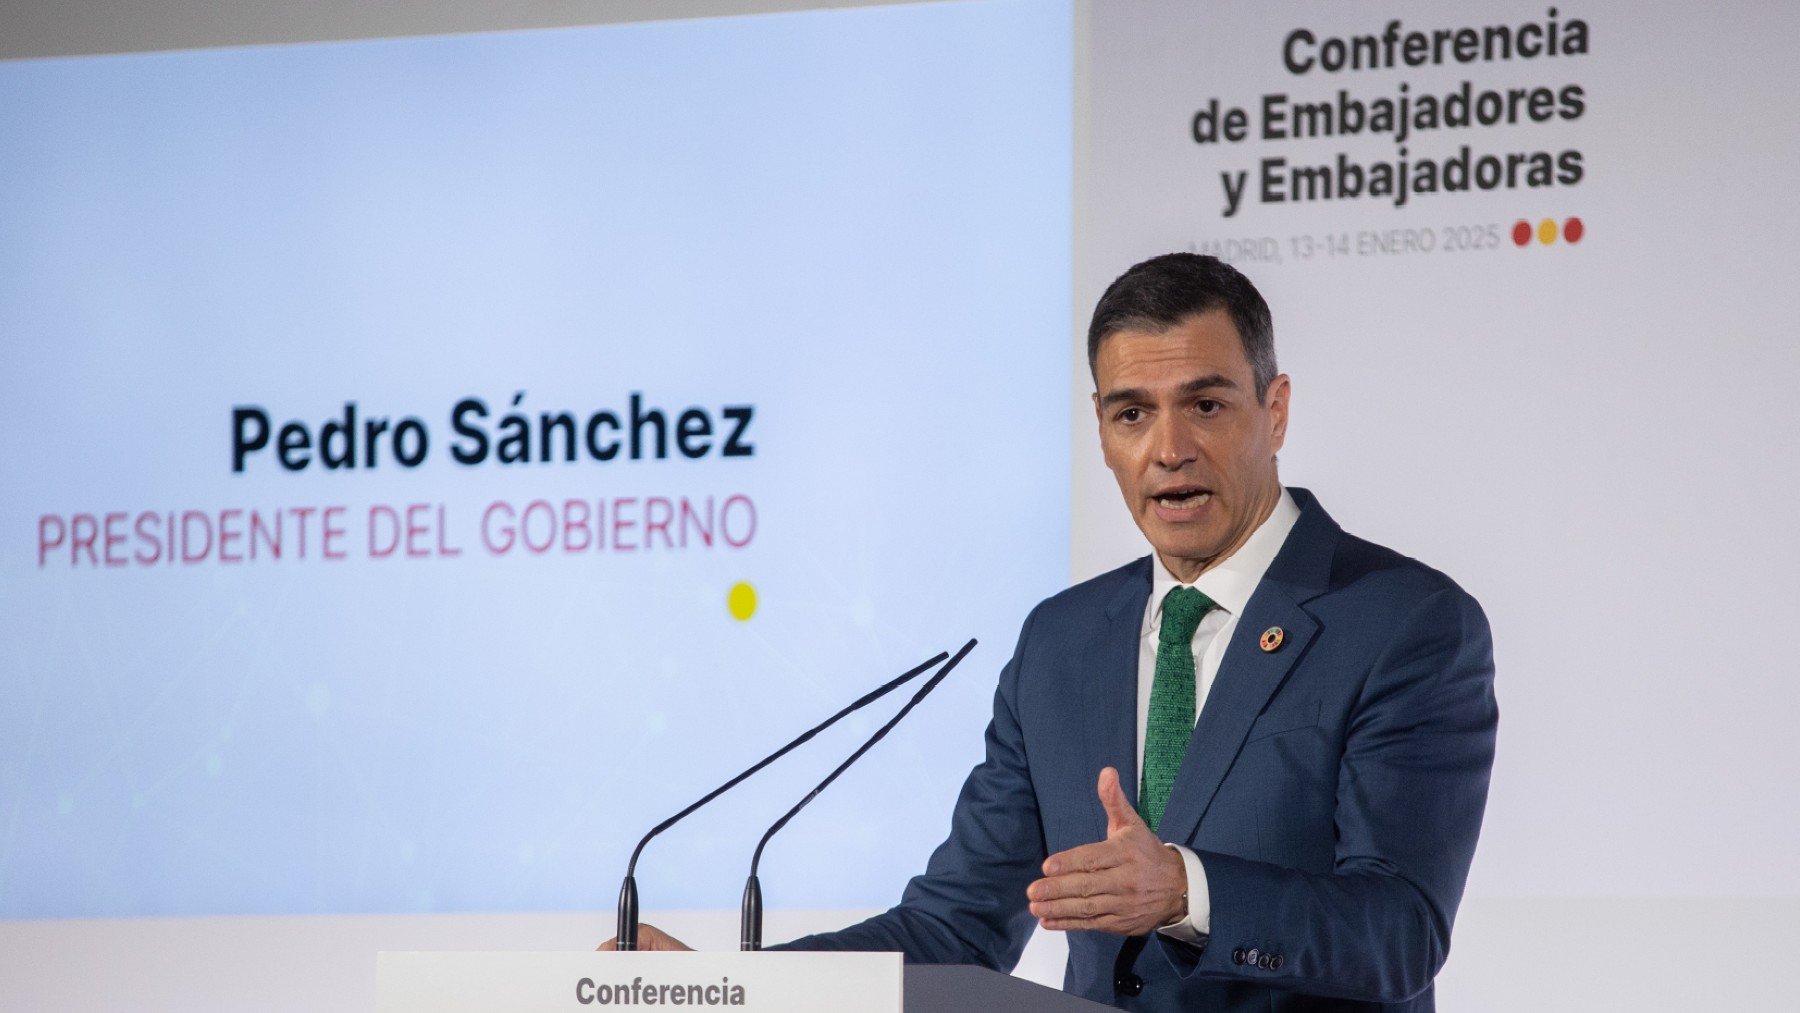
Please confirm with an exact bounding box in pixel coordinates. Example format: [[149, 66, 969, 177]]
[[1026, 766, 1188, 936], [597, 923, 693, 951]]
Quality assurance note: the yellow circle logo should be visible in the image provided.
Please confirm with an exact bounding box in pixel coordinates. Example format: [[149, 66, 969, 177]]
[[727, 581, 758, 621]]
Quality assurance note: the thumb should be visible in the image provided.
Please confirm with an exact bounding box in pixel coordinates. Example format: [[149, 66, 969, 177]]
[[1097, 766, 1144, 835]]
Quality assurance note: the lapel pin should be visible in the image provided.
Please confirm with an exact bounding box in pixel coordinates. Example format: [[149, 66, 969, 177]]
[[1259, 626, 1285, 653]]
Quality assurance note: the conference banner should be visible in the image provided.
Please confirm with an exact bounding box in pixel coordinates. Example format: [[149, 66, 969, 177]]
[[1078, 1, 1799, 1006]]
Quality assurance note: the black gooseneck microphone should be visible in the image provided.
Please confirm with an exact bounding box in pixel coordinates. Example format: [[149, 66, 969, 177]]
[[740, 637, 977, 951], [616, 649, 952, 951]]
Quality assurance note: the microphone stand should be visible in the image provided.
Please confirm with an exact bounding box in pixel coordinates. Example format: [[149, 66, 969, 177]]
[[615, 649, 952, 950], [741, 638, 977, 950]]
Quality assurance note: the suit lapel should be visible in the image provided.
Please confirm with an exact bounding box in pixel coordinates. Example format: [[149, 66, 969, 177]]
[[1154, 488, 1339, 847], [1080, 558, 1150, 841], [1153, 587, 1316, 846]]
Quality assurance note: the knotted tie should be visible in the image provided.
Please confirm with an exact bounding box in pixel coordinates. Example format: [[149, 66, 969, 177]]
[[1140, 585, 1214, 832]]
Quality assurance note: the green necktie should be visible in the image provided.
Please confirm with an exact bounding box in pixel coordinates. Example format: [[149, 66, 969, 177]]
[[1141, 585, 1214, 833]]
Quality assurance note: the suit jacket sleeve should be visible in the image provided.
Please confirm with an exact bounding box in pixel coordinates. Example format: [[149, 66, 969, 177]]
[[774, 608, 1047, 967], [1155, 585, 1498, 1004]]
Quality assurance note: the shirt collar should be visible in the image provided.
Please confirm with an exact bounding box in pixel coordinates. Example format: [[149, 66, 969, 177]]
[[1146, 488, 1302, 633]]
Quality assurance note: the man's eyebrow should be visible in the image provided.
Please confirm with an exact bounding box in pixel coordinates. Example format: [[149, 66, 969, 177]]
[[1179, 373, 1239, 395], [1097, 374, 1238, 409], [1097, 386, 1148, 410]]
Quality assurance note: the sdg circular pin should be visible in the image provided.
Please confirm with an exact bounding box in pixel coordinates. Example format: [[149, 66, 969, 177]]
[[1259, 626, 1285, 653]]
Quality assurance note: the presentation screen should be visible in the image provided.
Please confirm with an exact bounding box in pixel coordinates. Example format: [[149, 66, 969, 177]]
[[0, 0, 1073, 919]]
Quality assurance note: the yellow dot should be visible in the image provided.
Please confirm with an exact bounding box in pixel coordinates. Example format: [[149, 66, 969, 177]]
[[727, 581, 757, 621], [1537, 218, 1559, 245]]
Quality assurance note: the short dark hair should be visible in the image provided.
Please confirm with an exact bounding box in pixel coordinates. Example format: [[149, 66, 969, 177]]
[[1086, 253, 1277, 401]]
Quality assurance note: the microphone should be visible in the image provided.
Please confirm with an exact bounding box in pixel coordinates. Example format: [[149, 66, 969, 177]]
[[740, 637, 977, 951], [615, 648, 953, 951]]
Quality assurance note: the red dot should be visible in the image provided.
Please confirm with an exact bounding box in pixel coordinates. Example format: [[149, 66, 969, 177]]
[[1564, 217, 1584, 244], [1511, 220, 1532, 246]]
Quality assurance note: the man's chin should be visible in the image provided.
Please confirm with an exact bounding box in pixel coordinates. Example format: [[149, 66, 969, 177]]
[[1141, 531, 1225, 571]]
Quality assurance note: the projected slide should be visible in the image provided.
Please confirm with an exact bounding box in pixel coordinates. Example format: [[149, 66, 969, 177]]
[[0, 0, 1072, 918]]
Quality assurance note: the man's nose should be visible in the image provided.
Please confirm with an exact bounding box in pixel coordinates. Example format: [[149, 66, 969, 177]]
[[1152, 416, 1198, 469]]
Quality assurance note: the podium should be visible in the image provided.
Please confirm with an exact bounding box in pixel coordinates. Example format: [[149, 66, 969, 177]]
[[378, 951, 1110, 1012], [906, 964, 1108, 1011]]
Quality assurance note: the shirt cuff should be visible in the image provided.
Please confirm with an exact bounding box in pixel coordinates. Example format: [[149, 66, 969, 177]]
[[1155, 844, 1211, 944]]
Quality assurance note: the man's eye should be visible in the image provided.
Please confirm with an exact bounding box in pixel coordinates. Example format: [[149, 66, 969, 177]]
[[1118, 407, 1144, 423], [1195, 399, 1222, 414]]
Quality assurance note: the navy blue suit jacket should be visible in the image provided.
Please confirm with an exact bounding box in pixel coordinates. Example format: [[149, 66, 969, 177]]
[[785, 489, 1497, 1011]]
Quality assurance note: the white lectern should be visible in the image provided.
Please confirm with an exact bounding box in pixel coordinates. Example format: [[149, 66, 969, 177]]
[[377, 951, 1110, 1012]]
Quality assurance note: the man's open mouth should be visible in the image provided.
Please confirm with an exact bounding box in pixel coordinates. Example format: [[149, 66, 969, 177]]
[[1152, 487, 1212, 510]]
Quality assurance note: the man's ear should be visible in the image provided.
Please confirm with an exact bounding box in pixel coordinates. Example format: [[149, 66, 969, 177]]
[[1266, 374, 1291, 453]]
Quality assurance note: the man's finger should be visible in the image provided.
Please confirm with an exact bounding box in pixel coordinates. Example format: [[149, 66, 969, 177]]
[[1097, 765, 1145, 835], [1026, 870, 1118, 903], [1037, 912, 1127, 934], [1041, 838, 1126, 877], [596, 924, 693, 952], [1029, 893, 1108, 923]]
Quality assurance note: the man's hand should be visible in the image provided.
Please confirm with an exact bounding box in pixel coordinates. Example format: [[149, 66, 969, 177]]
[[597, 923, 693, 951], [1026, 766, 1188, 936]]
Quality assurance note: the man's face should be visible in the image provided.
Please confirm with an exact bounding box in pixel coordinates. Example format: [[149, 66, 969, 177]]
[[1093, 309, 1290, 583]]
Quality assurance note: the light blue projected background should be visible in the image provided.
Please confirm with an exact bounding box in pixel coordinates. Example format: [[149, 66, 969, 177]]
[[0, 0, 1072, 918]]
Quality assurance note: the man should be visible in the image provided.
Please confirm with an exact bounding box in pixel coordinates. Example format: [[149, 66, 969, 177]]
[[609, 253, 1498, 1012]]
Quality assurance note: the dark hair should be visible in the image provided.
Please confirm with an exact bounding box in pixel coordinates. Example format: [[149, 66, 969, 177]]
[[1086, 253, 1277, 401]]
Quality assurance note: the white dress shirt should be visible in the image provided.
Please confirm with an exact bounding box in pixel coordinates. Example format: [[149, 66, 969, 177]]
[[1139, 488, 1301, 943]]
